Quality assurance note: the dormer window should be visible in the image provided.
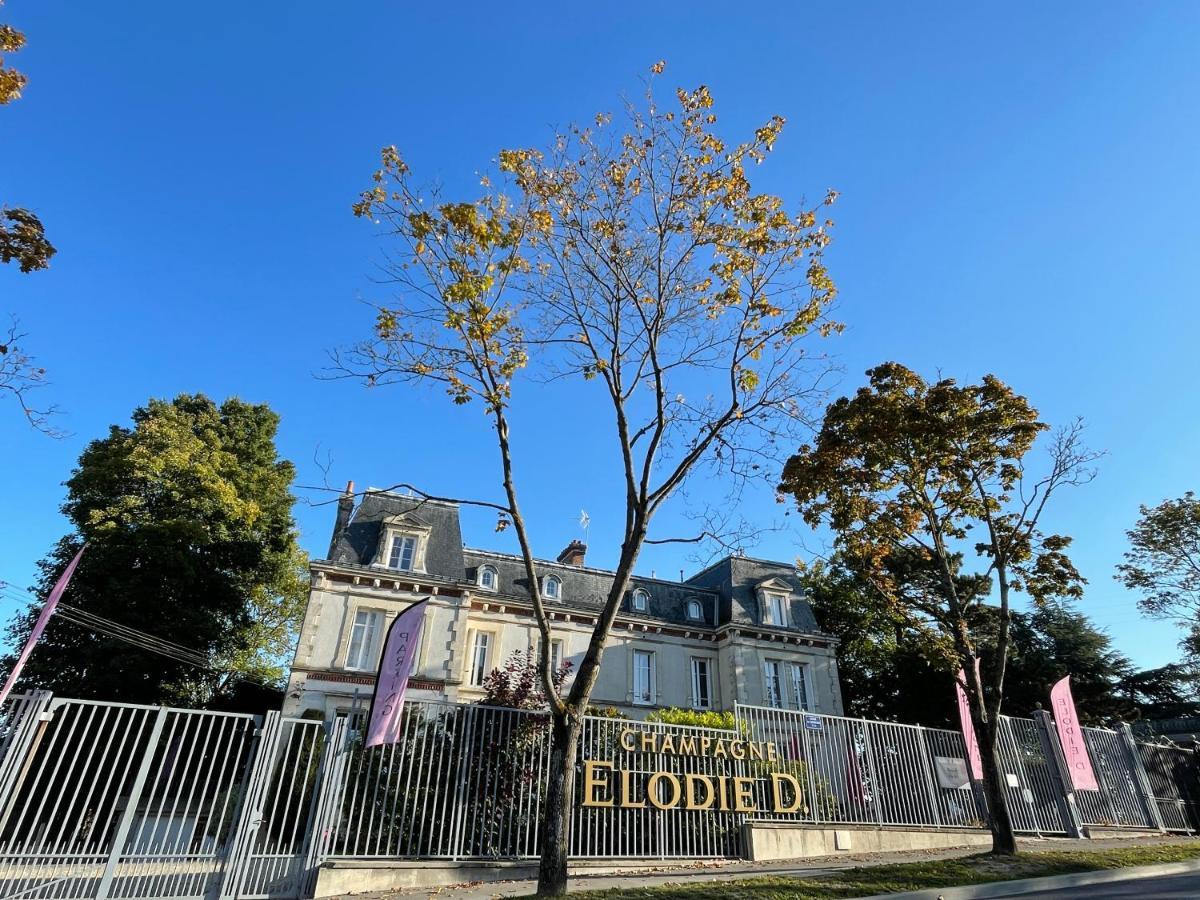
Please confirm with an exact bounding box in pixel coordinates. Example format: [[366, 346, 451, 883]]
[[388, 534, 417, 571], [765, 593, 787, 627], [478, 565, 498, 592], [632, 588, 649, 612], [543, 574, 562, 601], [374, 517, 432, 573], [686, 599, 703, 621]]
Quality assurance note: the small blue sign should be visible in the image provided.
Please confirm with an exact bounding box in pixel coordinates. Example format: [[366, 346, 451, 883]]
[[804, 714, 822, 730]]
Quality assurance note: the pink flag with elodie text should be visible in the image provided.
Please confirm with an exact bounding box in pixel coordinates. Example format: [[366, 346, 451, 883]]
[[0, 545, 85, 707], [1050, 675, 1099, 791], [364, 599, 428, 748], [956, 664, 984, 780]]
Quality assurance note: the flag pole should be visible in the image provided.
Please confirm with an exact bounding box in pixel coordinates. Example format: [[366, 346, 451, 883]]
[[0, 545, 86, 707]]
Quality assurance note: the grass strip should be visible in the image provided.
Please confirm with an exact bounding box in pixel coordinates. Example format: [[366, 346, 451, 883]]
[[549, 841, 1200, 899]]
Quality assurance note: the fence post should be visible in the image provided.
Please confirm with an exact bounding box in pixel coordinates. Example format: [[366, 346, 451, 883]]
[[301, 717, 351, 894], [218, 710, 283, 900], [0, 691, 54, 827], [859, 721, 886, 827], [1119, 723, 1166, 833], [447, 705, 475, 860], [1031, 708, 1085, 839], [915, 727, 943, 828], [95, 706, 170, 900]]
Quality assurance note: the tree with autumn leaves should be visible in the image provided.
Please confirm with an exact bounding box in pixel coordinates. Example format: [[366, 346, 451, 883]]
[[780, 363, 1099, 855], [340, 63, 839, 894]]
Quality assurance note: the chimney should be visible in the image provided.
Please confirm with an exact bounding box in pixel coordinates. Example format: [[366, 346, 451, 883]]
[[556, 540, 587, 567], [327, 480, 355, 559]]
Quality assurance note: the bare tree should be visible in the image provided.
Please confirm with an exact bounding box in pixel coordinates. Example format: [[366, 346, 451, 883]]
[[0, 318, 60, 435], [336, 64, 839, 895]]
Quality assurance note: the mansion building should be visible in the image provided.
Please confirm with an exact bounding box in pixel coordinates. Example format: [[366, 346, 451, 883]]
[[284, 485, 845, 720]]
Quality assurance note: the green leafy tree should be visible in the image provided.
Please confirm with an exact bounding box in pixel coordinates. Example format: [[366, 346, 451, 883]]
[[990, 605, 1133, 724], [1, 1, 55, 273], [3, 394, 308, 705], [340, 63, 839, 894], [1118, 664, 1200, 722], [780, 362, 1099, 855], [806, 555, 1136, 726], [1116, 492, 1200, 660]]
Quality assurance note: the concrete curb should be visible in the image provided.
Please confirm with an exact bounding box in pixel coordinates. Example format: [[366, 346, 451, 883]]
[[860, 857, 1200, 899]]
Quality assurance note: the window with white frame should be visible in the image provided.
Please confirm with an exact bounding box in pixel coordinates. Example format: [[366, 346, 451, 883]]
[[691, 657, 712, 710], [632, 650, 654, 705], [789, 662, 811, 711], [632, 588, 649, 612], [345, 609, 382, 671], [543, 574, 562, 601], [387, 533, 418, 571], [478, 565, 498, 591], [685, 599, 703, 621], [469, 631, 492, 686], [763, 659, 784, 708], [765, 592, 788, 627], [538, 637, 565, 673]]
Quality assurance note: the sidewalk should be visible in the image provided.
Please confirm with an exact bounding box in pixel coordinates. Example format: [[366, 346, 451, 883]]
[[343, 834, 1200, 899]]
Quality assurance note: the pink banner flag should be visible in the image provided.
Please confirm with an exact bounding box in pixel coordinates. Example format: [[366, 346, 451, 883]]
[[364, 599, 428, 748], [1050, 675, 1099, 791], [956, 663, 984, 780], [0, 545, 85, 707]]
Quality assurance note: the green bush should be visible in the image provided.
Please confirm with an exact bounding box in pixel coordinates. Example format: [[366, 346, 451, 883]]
[[645, 707, 737, 731]]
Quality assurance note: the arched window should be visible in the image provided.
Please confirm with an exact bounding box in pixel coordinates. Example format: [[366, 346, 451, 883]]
[[632, 588, 650, 612], [543, 574, 562, 601], [478, 565, 498, 591], [686, 599, 703, 621]]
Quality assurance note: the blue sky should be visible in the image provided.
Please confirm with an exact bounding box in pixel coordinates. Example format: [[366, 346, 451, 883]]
[[3, 2, 1198, 674]]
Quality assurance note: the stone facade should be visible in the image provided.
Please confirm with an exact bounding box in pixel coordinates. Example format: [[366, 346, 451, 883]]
[[284, 486, 844, 719]]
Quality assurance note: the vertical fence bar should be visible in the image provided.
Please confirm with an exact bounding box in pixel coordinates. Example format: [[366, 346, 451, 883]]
[[1030, 709, 1083, 838], [94, 705, 169, 900], [1120, 724, 1166, 833]]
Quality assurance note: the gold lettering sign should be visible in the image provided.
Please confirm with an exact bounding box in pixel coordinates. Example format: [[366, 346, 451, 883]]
[[579, 728, 802, 814]]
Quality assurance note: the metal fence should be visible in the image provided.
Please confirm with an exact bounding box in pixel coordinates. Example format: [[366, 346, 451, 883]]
[[995, 716, 1067, 835], [735, 705, 986, 831], [313, 701, 745, 862], [1136, 739, 1200, 833], [1076, 726, 1156, 830], [1, 690, 1198, 900], [572, 716, 743, 859], [0, 696, 259, 900], [316, 700, 550, 861]]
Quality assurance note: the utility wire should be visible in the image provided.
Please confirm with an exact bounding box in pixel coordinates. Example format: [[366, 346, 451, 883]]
[[0, 579, 283, 691]]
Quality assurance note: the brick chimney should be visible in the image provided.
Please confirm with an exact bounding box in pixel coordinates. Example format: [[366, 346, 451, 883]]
[[327, 480, 355, 559], [556, 540, 587, 567]]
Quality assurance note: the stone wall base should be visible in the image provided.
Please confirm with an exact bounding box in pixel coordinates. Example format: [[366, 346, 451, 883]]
[[742, 822, 993, 861], [313, 858, 718, 897]]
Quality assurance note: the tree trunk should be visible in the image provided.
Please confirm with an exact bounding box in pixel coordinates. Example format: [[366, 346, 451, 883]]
[[537, 712, 581, 896], [978, 717, 1018, 854]]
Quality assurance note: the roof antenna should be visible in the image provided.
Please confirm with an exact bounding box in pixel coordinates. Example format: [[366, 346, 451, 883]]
[[578, 509, 591, 544]]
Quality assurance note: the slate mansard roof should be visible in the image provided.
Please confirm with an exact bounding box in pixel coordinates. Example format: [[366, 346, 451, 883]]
[[327, 491, 465, 581], [464, 549, 718, 627], [321, 488, 825, 635]]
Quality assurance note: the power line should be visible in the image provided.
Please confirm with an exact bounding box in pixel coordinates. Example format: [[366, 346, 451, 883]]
[[0, 578, 283, 691]]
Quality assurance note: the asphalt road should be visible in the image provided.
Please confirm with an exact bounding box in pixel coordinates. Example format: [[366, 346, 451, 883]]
[[1010, 870, 1200, 898]]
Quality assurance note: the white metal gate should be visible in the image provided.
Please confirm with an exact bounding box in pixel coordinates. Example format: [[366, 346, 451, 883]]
[[218, 714, 334, 900], [0, 697, 259, 900]]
